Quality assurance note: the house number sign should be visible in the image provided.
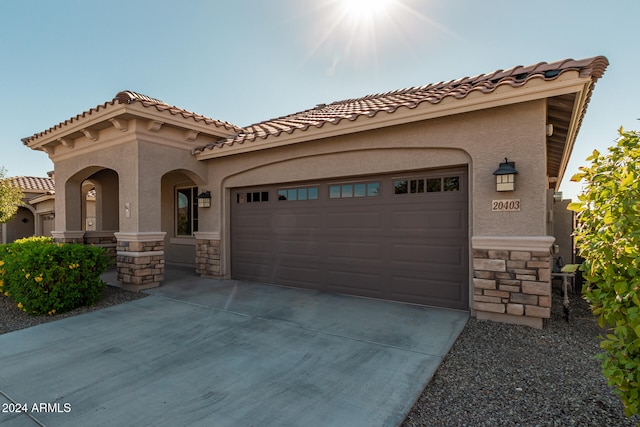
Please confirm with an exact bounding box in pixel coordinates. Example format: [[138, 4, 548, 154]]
[[492, 199, 521, 212]]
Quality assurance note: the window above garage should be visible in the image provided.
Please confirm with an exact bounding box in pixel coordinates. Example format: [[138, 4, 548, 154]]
[[394, 176, 460, 195], [329, 181, 380, 199], [237, 191, 269, 204], [277, 186, 319, 201]]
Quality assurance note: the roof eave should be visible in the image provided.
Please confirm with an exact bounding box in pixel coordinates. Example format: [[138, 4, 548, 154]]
[[195, 72, 592, 160], [22, 99, 238, 153], [22, 101, 127, 152], [28, 193, 55, 205], [553, 79, 596, 190]]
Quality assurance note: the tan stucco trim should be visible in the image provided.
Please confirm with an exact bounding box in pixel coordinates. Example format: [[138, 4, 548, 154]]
[[117, 250, 164, 257], [28, 194, 55, 205], [196, 72, 591, 160], [114, 232, 167, 242], [51, 230, 85, 239], [194, 231, 220, 240], [169, 237, 196, 246], [472, 235, 555, 252]]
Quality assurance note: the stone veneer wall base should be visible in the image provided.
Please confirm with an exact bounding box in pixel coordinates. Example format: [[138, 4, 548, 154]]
[[472, 236, 555, 329], [194, 232, 222, 277], [477, 311, 543, 329]]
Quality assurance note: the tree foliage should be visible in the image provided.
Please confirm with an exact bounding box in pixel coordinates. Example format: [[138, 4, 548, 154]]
[[0, 167, 24, 223], [569, 127, 640, 418]]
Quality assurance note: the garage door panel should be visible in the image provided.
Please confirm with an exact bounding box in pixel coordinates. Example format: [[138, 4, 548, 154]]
[[233, 237, 273, 253], [326, 211, 382, 230], [392, 275, 464, 295], [391, 243, 463, 266], [327, 241, 382, 261], [391, 208, 466, 234], [233, 212, 274, 229], [391, 286, 463, 303], [326, 269, 384, 295], [233, 260, 273, 281], [271, 210, 322, 232], [273, 265, 324, 286], [274, 239, 322, 257], [231, 169, 468, 310]]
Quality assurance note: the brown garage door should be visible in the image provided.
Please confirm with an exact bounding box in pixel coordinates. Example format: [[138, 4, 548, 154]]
[[231, 168, 468, 310]]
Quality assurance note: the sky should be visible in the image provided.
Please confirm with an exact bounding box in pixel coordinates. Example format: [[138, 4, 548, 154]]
[[1, 0, 638, 200]]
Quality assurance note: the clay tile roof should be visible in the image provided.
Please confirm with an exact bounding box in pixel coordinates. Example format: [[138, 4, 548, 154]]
[[22, 91, 242, 145], [9, 176, 55, 192], [115, 90, 242, 132], [193, 55, 608, 154], [21, 99, 117, 145]]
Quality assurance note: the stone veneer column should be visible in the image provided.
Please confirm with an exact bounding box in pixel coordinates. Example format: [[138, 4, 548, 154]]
[[84, 231, 118, 259], [114, 232, 166, 291], [471, 236, 555, 329], [194, 232, 222, 277], [51, 230, 86, 244]]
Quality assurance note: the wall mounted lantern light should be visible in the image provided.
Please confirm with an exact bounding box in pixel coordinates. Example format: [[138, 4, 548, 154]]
[[197, 191, 212, 208], [493, 158, 518, 192]]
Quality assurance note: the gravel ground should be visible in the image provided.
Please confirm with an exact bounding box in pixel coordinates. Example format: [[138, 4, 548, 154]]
[[0, 285, 147, 335], [403, 288, 640, 427], [1, 281, 638, 426]]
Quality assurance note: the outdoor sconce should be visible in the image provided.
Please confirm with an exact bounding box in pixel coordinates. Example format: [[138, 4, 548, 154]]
[[493, 158, 518, 192], [197, 191, 212, 208]]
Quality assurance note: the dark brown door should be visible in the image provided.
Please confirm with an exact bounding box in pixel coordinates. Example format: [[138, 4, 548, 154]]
[[231, 168, 468, 310]]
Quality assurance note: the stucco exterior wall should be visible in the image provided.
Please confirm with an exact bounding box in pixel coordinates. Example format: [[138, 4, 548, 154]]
[[3, 207, 35, 242], [32, 198, 55, 215], [52, 121, 207, 232], [54, 130, 139, 233], [201, 100, 548, 258]]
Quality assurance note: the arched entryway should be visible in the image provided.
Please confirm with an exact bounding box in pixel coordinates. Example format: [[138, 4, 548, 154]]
[[60, 167, 120, 255]]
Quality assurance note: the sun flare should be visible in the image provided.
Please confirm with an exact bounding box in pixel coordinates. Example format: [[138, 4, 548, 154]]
[[303, 0, 459, 77], [341, 0, 395, 21]]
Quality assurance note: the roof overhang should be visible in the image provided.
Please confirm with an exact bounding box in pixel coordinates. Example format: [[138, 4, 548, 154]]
[[22, 92, 239, 156], [28, 193, 55, 205], [194, 71, 593, 162]]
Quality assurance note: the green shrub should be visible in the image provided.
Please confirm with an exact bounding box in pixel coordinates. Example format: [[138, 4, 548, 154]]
[[569, 127, 640, 418], [0, 237, 111, 315]]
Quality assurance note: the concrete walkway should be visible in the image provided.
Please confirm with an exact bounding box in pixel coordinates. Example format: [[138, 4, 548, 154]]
[[0, 267, 467, 427]]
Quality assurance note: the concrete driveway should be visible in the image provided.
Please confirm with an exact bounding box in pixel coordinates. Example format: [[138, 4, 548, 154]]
[[0, 267, 467, 427]]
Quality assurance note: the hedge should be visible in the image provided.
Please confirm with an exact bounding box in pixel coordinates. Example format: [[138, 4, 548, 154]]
[[0, 236, 111, 315]]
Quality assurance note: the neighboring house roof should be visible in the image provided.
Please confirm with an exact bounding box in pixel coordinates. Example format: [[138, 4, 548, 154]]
[[193, 56, 608, 155], [11, 178, 95, 206], [10, 176, 55, 193]]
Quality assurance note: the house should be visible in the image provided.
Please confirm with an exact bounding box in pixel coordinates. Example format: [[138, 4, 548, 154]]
[[1, 175, 55, 243], [21, 56, 608, 328]]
